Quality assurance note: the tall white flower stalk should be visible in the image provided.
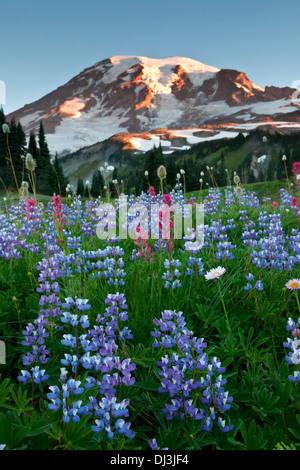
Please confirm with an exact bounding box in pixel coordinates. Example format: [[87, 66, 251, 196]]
[[262, 136, 279, 198], [180, 169, 186, 198], [144, 170, 150, 188], [51, 157, 62, 196], [25, 153, 37, 203], [2, 124, 20, 195], [157, 165, 167, 196], [198, 177, 203, 203], [112, 179, 120, 198], [100, 163, 114, 202], [282, 155, 291, 191], [205, 267, 231, 332], [257, 155, 269, 199], [85, 180, 91, 200], [206, 166, 216, 190]]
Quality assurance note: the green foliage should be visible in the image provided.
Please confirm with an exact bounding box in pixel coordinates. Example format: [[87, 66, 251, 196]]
[[0, 108, 68, 196]]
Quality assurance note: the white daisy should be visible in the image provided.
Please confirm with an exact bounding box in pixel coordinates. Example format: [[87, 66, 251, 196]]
[[205, 266, 226, 280], [286, 279, 300, 290]]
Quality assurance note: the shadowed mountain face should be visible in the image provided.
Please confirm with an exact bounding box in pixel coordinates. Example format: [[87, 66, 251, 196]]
[[7, 55, 299, 155]]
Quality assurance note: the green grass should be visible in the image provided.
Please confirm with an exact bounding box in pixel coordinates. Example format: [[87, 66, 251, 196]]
[[187, 179, 291, 201]]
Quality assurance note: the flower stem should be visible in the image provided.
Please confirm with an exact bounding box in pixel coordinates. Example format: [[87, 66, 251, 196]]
[[217, 281, 231, 332]]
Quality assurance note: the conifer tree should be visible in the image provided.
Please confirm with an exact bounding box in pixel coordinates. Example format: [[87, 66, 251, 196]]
[[266, 158, 274, 181], [4, 117, 24, 190], [143, 144, 165, 192], [37, 121, 55, 194], [217, 152, 227, 187], [91, 170, 104, 197], [110, 167, 118, 198], [76, 177, 84, 196], [0, 107, 9, 189], [52, 153, 68, 195], [247, 166, 256, 184], [166, 157, 177, 190], [28, 132, 38, 160]]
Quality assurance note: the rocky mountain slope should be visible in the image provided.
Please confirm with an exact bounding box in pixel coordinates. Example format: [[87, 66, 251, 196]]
[[7, 56, 300, 157]]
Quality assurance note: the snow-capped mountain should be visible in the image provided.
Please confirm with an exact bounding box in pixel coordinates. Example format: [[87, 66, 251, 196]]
[[7, 55, 300, 155]]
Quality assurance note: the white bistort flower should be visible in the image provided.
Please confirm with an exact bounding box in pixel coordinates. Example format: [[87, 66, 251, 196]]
[[257, 155, 267, 164], [234, 186, 243, 197]]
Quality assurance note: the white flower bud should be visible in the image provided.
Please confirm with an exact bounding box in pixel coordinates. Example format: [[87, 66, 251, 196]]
[[157, 165, 167, 179], [22, 187, 29, 199], [144, 171, 149, 176], [25, 153, 36, 171], [282, 155, 287, 161], [2, 123, 10, 134]]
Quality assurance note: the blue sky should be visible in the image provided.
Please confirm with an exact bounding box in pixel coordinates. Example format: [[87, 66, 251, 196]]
[[1, 0, 299, 113]]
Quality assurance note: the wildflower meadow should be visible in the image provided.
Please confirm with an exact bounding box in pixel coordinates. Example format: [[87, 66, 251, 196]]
[[1, 149, 300, 453]]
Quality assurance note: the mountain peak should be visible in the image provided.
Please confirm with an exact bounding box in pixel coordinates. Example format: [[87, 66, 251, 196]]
[[7, 55, 299, 155], [109, 55, 220, 72]]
